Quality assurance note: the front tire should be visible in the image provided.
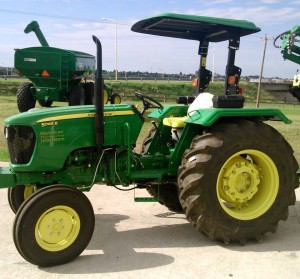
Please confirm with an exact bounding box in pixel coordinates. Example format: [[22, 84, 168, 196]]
[[110, 93, 121, 104], [8, 185, 35, 213], [13, 185, 95, 266], [178, 119, 298, 244], [17, 82, 36, 112]]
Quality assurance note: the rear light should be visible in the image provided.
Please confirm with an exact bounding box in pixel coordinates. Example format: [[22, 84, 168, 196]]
[[228, 75, 237, 85], [192, 78, 198, 87], [238, 87, 243, 94], [18, 71, 23, 77]]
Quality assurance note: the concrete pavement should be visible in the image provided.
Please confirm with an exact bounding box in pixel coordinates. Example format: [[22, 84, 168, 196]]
[[1, 181, 300, 278]]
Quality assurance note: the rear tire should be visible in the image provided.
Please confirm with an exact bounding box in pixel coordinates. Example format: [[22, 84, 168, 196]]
[[69, 84, 85, 106], [178, 119, 298, 244], [13, 185, 95, 266], [141, 127, 156, 154], [141, 128, 182, 212], [83, 82, 94, 105], [147, 183, 183, 212], [17, 82, 36, 112], [103, 87, 109, 104]]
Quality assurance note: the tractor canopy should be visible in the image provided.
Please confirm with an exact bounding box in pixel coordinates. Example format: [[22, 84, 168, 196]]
[[131, 13, 261, 42], [132, 13, 261, 102]]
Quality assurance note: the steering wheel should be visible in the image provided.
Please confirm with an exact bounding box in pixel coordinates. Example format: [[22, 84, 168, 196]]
[[135, 92, 164, 115]]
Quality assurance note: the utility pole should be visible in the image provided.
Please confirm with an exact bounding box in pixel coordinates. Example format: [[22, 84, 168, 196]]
[[256, 35, 273, 108], [101, 18, 119, 81], [212, 43, 215, 82]]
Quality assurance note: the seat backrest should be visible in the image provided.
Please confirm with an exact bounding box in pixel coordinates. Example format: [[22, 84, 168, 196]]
[[187, 93, 214, 114]]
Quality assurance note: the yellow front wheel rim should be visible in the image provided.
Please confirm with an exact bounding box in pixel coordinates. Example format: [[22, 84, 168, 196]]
[[217, 149, 279, 220], [113, 95, 121, 104], [35, 205, 80, 252], [23, 185, 34, 200]]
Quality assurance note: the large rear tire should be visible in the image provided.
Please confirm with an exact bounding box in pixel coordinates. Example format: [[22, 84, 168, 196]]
[[83, 82, 94, 105], [141, 128, 182, 212], [178, 119, 298, 244], [68, 84, 85, 106], [17, 82, 36, 112], [141, 127, 156, 154], [13, 185, 95, 266], [147, 184, 183, 213]]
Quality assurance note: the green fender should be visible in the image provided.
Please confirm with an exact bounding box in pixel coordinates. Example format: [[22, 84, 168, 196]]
[[184, 108, 292, 126]]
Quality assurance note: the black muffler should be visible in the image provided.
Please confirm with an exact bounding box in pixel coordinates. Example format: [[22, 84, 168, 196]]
[[93, 35, 104, 152]]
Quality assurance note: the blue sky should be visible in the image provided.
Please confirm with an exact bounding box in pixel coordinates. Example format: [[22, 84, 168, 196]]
[[1, 0, 300, 78]]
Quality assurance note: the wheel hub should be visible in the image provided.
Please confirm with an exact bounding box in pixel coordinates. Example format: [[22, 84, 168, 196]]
[[35, 206, 80, 251], [221, 157, 261, 205]]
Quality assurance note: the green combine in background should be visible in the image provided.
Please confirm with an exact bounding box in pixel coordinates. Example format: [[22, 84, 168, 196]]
[[14, 20, 120, 112]]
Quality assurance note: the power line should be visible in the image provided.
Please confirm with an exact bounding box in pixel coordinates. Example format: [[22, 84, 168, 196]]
[[0, 8, 131, 25]]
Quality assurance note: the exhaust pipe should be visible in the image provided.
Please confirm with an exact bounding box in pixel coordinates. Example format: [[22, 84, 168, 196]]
[[92, 35, 104, 152], [24, 21, 49, 47]]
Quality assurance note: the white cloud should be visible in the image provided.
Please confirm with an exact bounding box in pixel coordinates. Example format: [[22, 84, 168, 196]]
[[201, 0, 233, 5], [259, 0, 280, 3], [185, 6, 300, 26]]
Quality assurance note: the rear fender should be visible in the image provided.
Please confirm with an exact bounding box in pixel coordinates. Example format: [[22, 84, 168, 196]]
[[184, 108, 291, 126]]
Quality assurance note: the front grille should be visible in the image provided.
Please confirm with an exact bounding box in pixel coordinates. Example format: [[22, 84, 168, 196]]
[[5, 126, 36, 164]]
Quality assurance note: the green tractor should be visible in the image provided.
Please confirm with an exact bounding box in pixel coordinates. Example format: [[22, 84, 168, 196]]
[[1, 13, 298, 266], [14, 20, 121, 112], [274, 25, 300, 101]]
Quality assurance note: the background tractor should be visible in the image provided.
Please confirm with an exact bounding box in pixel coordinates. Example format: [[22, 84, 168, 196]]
[[14, 20, 121, 112], [0, 13, 298, 267], [274, 25, 300, 101]]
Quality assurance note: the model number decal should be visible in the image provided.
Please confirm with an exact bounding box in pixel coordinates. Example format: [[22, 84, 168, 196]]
[[40, 121, 58, 128], [24, 58, 37, 62]]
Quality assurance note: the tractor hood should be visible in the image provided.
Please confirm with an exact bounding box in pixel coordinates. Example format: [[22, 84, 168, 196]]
[[131, 13, 261, 42], [4, 105, 143, 172]]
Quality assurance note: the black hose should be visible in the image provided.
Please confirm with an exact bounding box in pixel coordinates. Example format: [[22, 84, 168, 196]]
[[273, 31, 289, 48]]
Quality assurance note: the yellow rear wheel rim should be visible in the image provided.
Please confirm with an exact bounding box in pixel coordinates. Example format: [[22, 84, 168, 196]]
[[35, 205, 80, 252], [217, 149, 279, 220], [103, 89, 109, 104]]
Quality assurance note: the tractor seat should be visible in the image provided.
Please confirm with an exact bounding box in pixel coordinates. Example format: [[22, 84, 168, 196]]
[[163, 116, 187, 128], [163, 93, 213, 128]]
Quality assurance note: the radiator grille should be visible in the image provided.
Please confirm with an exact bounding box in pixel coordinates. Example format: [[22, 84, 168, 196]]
[[5, 126, 36, 164]]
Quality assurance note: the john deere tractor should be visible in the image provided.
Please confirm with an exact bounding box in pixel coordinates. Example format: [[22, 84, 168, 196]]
[[274, 25, 300, 101], [1, 13, 298, 266], [15, 21, 120, 112]]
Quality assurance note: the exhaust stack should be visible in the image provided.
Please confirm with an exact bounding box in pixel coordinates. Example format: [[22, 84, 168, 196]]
[[92, 35, 104, 152]]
